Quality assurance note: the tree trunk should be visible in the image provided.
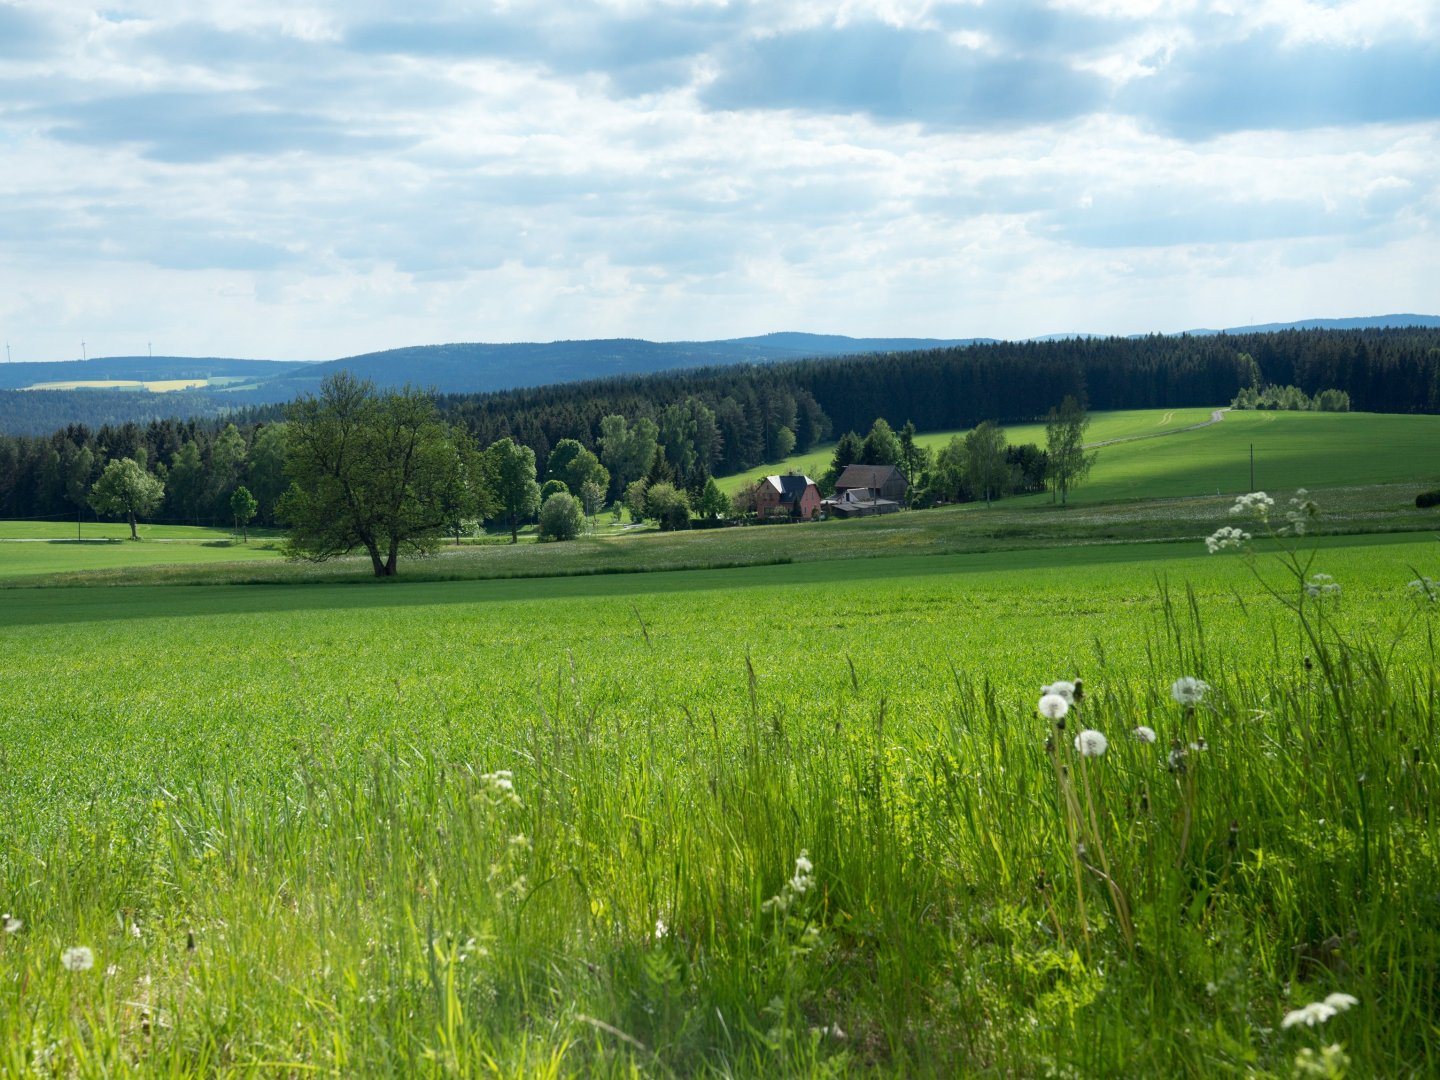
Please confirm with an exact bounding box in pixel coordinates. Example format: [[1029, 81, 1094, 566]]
[[509, 512, 519, 543], [363, 539, 385, 577], [127, 510, 138, 541], [385, 537, 400, 576]]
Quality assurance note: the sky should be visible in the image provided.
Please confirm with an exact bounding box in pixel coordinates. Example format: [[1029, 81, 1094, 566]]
[[0, 0, 1437, 362]]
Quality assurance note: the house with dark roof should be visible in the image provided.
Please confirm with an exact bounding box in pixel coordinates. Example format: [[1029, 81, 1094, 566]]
[[753, 473, 822, 521], [834, 464, 908, 503]]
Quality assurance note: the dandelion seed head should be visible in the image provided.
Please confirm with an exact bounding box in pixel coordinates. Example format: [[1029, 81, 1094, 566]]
[[1037, 693, 1069, 721], [60, 946, 94, 972], [1170, 676, 1210, 705], [1133, 725, 1157, 744], [3, 914, 20, 934], [1041, 680, 1076, 704], [1074, 729, 1108, 757]]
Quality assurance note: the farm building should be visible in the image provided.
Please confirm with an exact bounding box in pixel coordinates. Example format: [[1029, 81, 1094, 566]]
[[753, 473, 822, 521], [834, 464, 908, 503], [823, 487, 902, 518]]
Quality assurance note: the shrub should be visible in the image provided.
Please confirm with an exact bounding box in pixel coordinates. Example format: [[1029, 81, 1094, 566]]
[[537, 491, 585, 540], [1416, 489, 1440, 509]]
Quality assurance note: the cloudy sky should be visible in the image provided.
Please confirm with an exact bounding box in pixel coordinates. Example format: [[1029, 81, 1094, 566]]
[[1, 1, 1436, 361]]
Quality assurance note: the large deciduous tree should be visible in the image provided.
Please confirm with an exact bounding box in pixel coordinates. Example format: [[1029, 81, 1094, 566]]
[[962, 421, 1010, 507], [89, 457, 165, 540], [278, 372, 485, 576], [485, 437, 541, 543], [1045, 395, 1098, 506]]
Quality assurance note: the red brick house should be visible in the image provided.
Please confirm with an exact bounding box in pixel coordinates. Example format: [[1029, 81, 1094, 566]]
[[753, 473, 822, 521]]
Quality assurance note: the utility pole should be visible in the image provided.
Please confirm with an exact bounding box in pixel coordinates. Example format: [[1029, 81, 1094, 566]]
[[82, 340, 87, 361]]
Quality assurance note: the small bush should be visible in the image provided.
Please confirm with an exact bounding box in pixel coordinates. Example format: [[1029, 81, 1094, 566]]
[[1416, 489, 1440, 509], [537, 491, 584, 540]]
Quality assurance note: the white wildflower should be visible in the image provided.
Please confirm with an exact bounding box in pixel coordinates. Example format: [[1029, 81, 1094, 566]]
[[1322, 992, 1359, 1012], [60, 946, 95, 972], [1133, 725, 1157, 744], [1230, 491, 1274, 517], [1282, 1002, 1337, 1029], [1205, 526, 1251, 553], [1304, 574, 1341, 599], [1170, 677, 1210, 705], [790, 850, 815, 894], [1037, 693, 1069, 721], [1074, 730, 1108, 757], [1041, 680, 1076, 704], [654, 917, 668, 940], [3, 914, 20, 934], [1407, 576, 1437, 601]]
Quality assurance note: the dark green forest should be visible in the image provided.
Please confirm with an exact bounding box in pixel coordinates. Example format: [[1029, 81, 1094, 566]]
[[3, 327, 1437, 527]]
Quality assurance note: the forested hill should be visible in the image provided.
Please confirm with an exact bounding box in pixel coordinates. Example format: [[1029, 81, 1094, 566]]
[[439, 326, 1440, 475], [268, 333, 988, 398], [3, 327, 1438, 529]]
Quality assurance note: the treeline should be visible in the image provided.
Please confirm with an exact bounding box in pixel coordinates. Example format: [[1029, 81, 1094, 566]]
[[440, 327, 1440, 477], [3, 328, 1438, 526], [0, 418, 289, 529]]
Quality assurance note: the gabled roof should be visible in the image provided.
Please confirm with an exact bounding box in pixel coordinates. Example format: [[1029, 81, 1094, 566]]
[[763, 474, 817, 501], [835, 464, 905, 490]]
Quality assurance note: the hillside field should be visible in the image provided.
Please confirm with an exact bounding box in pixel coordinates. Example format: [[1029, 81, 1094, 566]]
[[3, 406, 1440, 1075], [718, 409, 1440, 503]]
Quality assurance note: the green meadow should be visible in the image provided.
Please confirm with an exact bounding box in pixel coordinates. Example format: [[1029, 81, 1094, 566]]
[[720, 409, 1440, 502], [3, 407, 1440, 1076]]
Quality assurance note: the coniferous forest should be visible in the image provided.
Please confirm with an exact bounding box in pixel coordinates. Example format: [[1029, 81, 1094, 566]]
[[2, 326, 1437, 527]]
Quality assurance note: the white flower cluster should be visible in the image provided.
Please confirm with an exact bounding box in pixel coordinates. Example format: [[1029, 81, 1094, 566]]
[[762, 850, 815, 914], [478, 770, 522, 808], [1205, 526, 1251, 553], [1304, 573, 1341, 599], [1230, 491, 1275, 517], [1281, 490, 1318, 536], [3, 913, 21, 934], [1282, 992, 1358, 1029]]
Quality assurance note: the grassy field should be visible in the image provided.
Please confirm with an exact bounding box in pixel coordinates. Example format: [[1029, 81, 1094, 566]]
[[3, 407, 1440, 1075], [718, 408, 1440, 501], [3, 522, 1439, 1075]]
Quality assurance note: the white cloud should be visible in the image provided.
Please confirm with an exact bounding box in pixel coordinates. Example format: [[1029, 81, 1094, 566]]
[[0, 0, 1436, 361]]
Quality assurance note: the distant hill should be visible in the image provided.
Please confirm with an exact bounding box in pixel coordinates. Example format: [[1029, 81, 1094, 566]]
[[268, 333, 990, 399], [0, 356, 312, 392], [1185, 314, 1440, 336], [0, 319, 1434, 434]]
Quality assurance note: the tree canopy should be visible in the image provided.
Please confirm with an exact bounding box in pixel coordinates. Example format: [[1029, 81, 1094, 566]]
[[278, 372, 486, 576], [1045, 395, 1098, 506], [89, 456, 165, 540]]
